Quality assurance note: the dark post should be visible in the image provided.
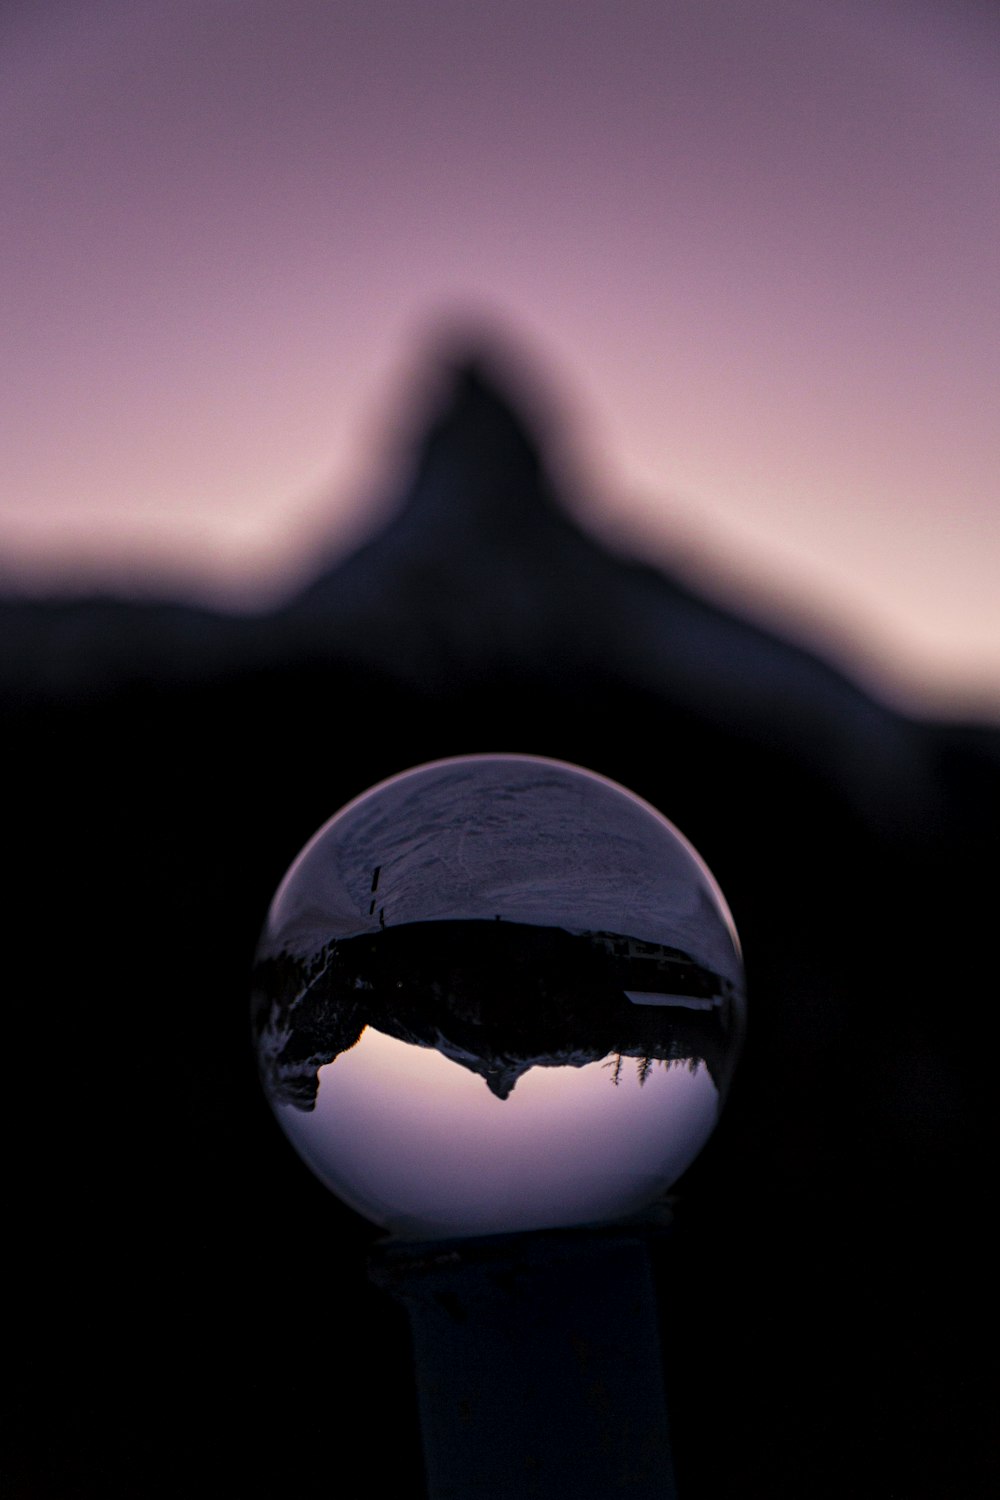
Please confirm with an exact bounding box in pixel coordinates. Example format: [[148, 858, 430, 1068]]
[[371, 1221, 677, 1500]]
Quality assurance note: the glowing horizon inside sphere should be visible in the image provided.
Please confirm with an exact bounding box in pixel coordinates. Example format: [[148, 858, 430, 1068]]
[[252, 755, 745, 1240]]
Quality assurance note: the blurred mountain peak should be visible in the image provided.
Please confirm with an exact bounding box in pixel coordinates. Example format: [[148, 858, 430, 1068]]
[[383, 343, 564, 545], [438, 349, 515, 407], [4, 337, 989, 829]]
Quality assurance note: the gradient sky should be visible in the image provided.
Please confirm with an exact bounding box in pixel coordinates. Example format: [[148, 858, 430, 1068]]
[[282, 1030, 718, 1237], [2, 0, 997, 712]]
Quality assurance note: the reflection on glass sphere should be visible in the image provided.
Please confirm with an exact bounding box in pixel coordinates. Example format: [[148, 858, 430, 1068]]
[[252, 755, 745, 1239]]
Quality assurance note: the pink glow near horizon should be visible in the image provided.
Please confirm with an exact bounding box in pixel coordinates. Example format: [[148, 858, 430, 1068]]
[[282, 1028, 718, 1237], [2, 0, 997, 712]]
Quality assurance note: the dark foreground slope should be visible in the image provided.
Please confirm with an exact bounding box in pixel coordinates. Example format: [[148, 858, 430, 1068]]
[[3, 358, 996, 1498]]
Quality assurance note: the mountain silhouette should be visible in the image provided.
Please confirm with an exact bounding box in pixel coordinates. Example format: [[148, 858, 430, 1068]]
[[0, 355, 937, 827], [253, 919, 740, 1107]]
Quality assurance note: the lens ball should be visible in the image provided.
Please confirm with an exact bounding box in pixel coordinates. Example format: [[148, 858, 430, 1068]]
[[253, 755, 745, 1239]]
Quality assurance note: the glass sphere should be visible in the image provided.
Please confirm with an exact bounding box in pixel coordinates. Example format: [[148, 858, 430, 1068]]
[[252, 754, 745, 1239]]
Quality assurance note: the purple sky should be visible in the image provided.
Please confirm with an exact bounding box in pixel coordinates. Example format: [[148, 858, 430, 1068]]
[[3, 0, 997, 712], [284, 1032, 718, 1238]]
